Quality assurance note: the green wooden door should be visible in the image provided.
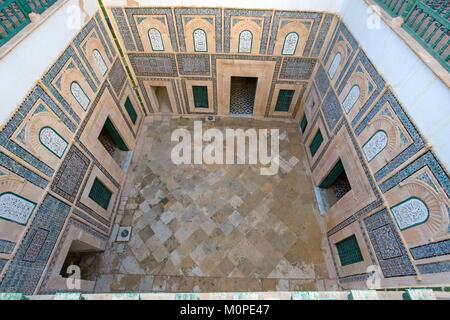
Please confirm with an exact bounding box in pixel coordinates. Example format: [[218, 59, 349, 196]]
[[275, 89, 295, 112], [124, 97, 137, 124], [193, 86, 208, 108]]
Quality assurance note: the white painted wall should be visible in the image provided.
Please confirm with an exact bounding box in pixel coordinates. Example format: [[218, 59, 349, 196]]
[[339, 0, 450, 169], [0, 0, 98, 125], [103, 0, 345, 11]]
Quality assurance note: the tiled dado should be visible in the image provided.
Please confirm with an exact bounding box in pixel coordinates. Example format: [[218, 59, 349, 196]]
[[0, 12, 138, 294]]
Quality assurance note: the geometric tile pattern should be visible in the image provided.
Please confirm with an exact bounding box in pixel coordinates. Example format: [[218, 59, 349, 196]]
[[177, 54, 211, 76], [111, 8, 136, 51], [278, 58, 317, 80], [177, 54, 210, 76], [417, 261, 450, 274], [0, 151, 49, 189], [410, 238, 450, 260], [128, 54, 178, 77], [108, 58, 127, 96], [50, 145, 91, 203], [0, 239, 15, 254], [0, 194, 70, 294], [364, 209, 416, 278], [321, 89, 342, 133], [311, 14, 334, 57], [314, 64, 329, 98]]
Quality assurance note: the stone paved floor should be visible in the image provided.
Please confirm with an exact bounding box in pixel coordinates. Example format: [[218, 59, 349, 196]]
[[95, 116, 337, 292]]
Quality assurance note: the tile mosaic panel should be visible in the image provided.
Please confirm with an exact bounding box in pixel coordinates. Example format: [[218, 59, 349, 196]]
[[311, 14, 334, 57], [224, 9, 272, 54], [0, 152, 49, 189], [50, 145, 91, 203], [0, 258, 6, 273], [0, 239, 15, 254], [174, 8, 222, 52], [314, 64, 329, 98], [323, 21, 358, 85], [391, 198, 429, 230], [356, 90, 425, 181], [278, 57, 317, 80], [0, 86, 76, 178], [73, 17, 114, 84], [94, 12, 117, 57], [108, 58, 127, 96], [417, 261, 450, 274], [39, 127, 68, 158], [177, 54, 211, 76], [379, 151, 450, 198], [410, 238, 450, 260], [268, 11, 323, 56], [128, 53, 178, 77], [364, 209, 416, 277], [363, 130, 388, 162], [125, 8, 178, 52], [42, 46, 97, 124], [0, 194, 70, 294], [111, 8, 136, 51], [321, 89, 342, 133], [337, 50, 385, 126], [0, 193, 36, 225]]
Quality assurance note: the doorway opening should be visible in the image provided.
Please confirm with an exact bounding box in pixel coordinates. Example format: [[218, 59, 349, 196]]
[[229, 76, 257, 116], [59, 241, 102, 282], [153, 86, 172, 113]]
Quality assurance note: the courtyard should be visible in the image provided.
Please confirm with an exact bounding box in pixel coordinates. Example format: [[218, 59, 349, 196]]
[[94, 117, 336, 292]]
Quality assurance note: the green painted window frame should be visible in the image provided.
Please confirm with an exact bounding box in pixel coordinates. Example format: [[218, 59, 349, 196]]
[[238, 30, 253, 53], [282, 32, 299, 55], [319, 159, 345, 189], [336, 235, 364, 267], [88, 178, 113, 210], [124, 97, 138, 124], [275, 89, 295, 112], [148, 28, 164, 51], [309, 129, 323, 157], [300, 114, 308, 133], [38, 126, 68, 159], [193, 28, 208, 52], [0, 192, 36, 225], [192, 86, 209, 109], [102, 118, 129, 151]]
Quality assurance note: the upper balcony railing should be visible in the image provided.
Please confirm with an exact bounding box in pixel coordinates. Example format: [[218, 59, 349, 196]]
[[0, 0, 57, 47], [375, 0, 449, 72]]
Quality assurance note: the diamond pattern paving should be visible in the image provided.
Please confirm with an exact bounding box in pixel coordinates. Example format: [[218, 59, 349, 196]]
[[95, 117, 336, 292]]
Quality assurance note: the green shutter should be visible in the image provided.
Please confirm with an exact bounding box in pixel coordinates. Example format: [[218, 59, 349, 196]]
[[193, 86, 208, 108], [104, 118, 129, 151], [88, 178, 112, 210], [300, 115, 308, 133], [124, 97, 138, 124], [309, 130, 323, 157], [275, 89, 295, 112], [319, 160, 345, 188], [336, 235, 364, 266]]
